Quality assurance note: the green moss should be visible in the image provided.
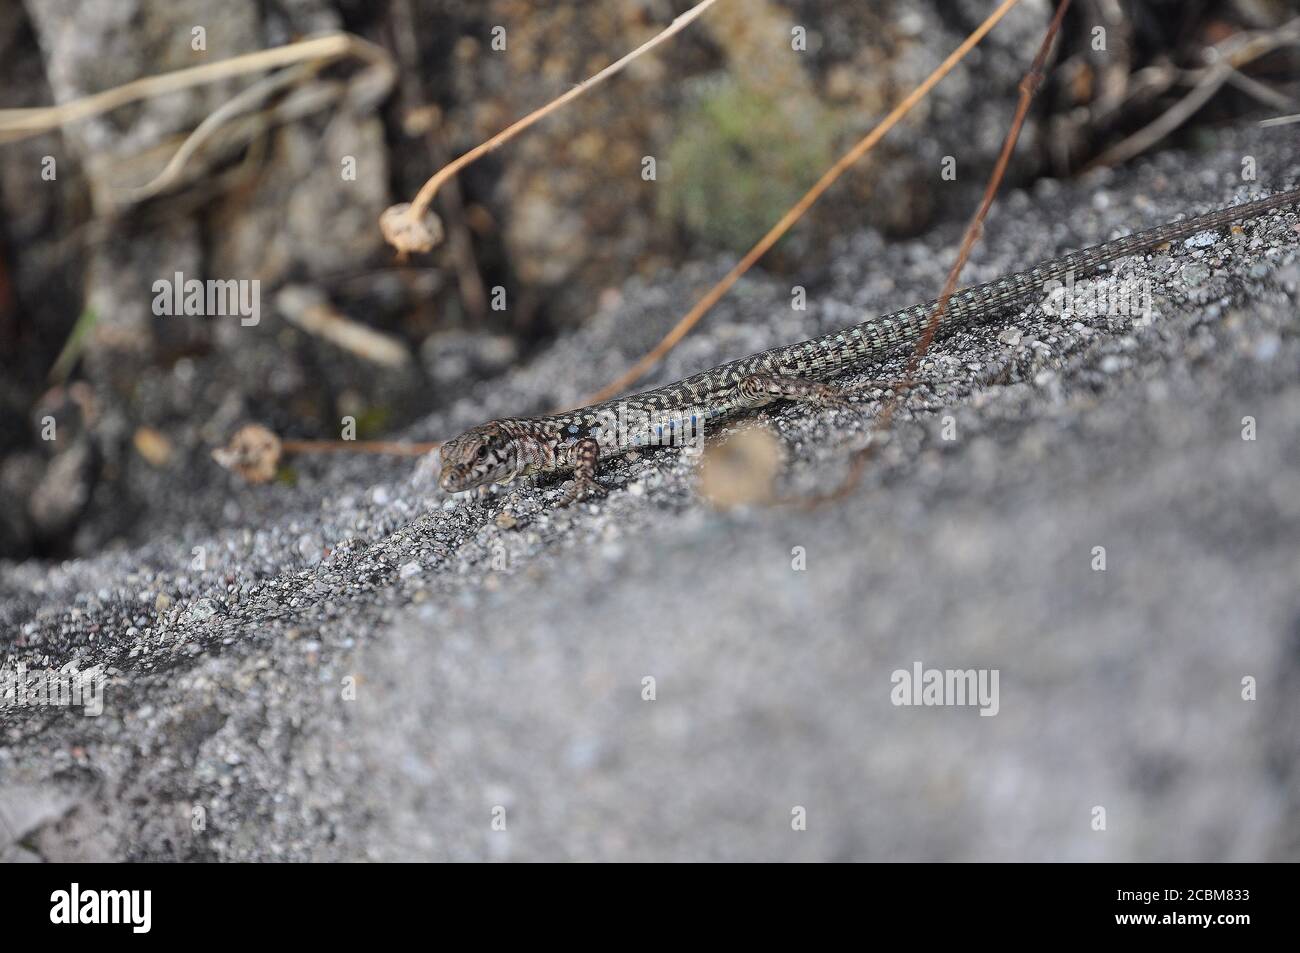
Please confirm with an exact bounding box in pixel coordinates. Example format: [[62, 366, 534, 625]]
[[353, 405, 392, 440], [661, 78, 837, 251], [49, 307, 98, 383]]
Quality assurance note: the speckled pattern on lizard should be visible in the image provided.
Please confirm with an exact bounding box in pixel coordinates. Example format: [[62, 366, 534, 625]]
[[438, 187, 1300, 504]]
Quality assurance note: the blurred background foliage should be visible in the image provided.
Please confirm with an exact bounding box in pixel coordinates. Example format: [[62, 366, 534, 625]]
[[662, 75, 837, 250]]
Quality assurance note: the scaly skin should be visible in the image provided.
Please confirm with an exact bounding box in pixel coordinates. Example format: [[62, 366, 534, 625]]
[[438, 188, 1300, 503]]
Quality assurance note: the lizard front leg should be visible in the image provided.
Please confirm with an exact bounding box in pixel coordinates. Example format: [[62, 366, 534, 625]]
[[556, 437, 608, 505]]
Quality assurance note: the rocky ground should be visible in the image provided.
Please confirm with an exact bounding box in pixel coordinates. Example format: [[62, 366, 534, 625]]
[[2, 123, 1299, 861]]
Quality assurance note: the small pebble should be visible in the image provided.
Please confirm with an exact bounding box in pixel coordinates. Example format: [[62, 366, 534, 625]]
[[182, 599, 217, 623], [1180, 262, 1210, 286]]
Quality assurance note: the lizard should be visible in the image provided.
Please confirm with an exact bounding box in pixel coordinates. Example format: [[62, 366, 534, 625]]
[[438, 186, 1300, 505]]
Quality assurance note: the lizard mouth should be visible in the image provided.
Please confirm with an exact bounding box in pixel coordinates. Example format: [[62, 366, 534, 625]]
[[438, 467, 470, 493]]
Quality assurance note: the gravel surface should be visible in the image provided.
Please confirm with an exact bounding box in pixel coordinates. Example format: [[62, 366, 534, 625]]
[[2, 123, 1299, 861]]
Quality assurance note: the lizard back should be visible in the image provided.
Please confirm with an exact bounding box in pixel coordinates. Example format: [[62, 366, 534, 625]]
[[542, 188, 1299, 452]]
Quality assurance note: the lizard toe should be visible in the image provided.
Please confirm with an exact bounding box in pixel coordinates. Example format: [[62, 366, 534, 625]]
[[558, 477, 608, 505]]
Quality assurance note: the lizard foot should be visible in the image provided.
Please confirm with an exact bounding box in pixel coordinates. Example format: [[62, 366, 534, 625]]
[[557, 475, 608, 506]]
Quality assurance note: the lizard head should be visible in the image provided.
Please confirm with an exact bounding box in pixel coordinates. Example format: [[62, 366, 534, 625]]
[[438, 421, 518, 493]]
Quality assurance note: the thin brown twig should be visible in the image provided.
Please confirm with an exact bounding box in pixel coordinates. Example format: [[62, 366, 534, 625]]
[[0, 32, 391, 144], [114, 61, 325, 204], [1084, 17, 1300, 172], [282, 439, 437, 456], [380, 0, 722, 255], [389, 0, 489, 320], [213, 425, 436, 486], [798, 0, 1074, 508], [577, 0, 1025, 408], [1224, 66, 1297, 112]]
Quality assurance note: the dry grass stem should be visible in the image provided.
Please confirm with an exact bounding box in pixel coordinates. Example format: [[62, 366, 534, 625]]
[[380, 0, 723, 256], [578, 0, 1025, 407]]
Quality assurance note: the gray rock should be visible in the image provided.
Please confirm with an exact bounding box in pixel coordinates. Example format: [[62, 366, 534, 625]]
[[1, 123, 1298, 860]]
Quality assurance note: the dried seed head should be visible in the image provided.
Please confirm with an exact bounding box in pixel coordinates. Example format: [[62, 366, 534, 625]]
[[379, 202, 444, 258], [212, 424, 283, 484], [698, 426, 782, 509]]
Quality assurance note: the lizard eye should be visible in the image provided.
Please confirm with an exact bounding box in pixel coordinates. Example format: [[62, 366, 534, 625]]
[[475, 445, 488, 460]]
